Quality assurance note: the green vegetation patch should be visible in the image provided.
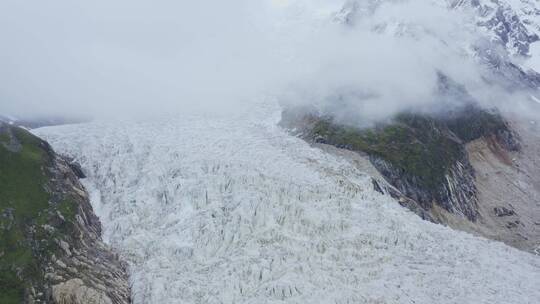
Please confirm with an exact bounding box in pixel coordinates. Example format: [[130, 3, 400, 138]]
[[311, 113, 463, 191], [0, 131, 9, 145], [441, 105, 509, 143], [306, 105, 514, 211], [0, 126, 52, 302]]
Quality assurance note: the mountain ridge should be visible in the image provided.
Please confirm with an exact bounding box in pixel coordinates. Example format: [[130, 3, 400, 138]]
[[0, 122, 130, 304]]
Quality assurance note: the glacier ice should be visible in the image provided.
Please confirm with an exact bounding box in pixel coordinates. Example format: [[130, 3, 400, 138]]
[[35, 101, 540, 304]]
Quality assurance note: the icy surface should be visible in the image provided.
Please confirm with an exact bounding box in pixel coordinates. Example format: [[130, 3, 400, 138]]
[[35, 101, 540, 304], [526, 41, 540, 71]]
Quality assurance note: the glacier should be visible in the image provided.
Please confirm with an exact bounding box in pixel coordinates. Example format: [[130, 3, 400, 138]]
[[34, 100, 540, 304]]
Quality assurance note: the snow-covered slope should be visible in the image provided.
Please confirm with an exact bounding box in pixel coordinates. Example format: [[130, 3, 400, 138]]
[[337, 0, 540, 89], [457, 0, 540, 58], [35, 101, 539, 304], [453, 0, 540, 74], [339, 0, 539, 60]]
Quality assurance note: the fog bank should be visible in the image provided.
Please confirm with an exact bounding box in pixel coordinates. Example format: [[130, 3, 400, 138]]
[[0, 0, 537, 122]]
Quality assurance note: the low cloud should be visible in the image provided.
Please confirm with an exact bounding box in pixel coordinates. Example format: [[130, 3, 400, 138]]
[[0, 0, 537, 122]]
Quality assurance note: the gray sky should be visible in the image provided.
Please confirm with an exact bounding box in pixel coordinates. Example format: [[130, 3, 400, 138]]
[[0, 0, 532, 121], [0, 0, 283, 118]]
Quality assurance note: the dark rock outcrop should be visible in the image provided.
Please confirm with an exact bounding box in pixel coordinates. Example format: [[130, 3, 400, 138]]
[[494, 206, 516, 217]]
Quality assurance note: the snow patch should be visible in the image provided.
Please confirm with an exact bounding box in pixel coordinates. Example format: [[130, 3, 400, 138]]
[[525, 41, 540, 72]]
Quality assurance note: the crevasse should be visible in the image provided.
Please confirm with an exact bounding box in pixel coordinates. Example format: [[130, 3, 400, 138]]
[[35, 101, 540, 304]]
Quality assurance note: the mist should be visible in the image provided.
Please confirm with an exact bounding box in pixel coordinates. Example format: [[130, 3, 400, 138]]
[[0, 0, 537, 122]]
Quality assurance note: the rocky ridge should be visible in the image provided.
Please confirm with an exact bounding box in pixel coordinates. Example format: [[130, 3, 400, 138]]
[[0, 122, 130, 303], [280, 104, 540, 252]]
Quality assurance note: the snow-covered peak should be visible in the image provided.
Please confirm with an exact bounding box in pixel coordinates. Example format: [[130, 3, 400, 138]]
[[338, 0, 539, 69], [454, 0, 539, 59]]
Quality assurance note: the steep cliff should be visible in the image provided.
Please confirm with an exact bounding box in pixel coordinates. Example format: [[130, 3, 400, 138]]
[[283, 103, 512, 217], [280, 103, 540, 252], [0, 123, 130, 303]]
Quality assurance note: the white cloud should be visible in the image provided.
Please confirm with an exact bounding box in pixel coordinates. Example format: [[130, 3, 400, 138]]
[[0, 0, 535, 121]]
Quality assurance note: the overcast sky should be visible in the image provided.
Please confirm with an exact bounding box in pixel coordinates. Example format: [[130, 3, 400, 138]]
[[1, 0, 533, 121], [0, 1, 286, 118]]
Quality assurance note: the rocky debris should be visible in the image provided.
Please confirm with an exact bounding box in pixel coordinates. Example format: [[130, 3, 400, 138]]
[[371, 178, 384, 195], [66, 159, 86, 179], [385, 183, 437, 223], [506, 220, 522, 229], [42, 147, 131, 304], [370, 176, 436, 222], [494, 206, 516, 217], [461, 117, 540, 252], [52, 279, 114, 304]]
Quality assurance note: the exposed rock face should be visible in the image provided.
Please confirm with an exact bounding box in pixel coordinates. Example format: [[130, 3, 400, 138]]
[[280, 106, 540, 252], [280, 103, 515, 222], [281, 105, 508, 205], [0, 123, 130, 303], [52, 279, 114, 304], [314, 142, 439, 223], [368, 154, 479, 221], [45, 152, 131, 304]]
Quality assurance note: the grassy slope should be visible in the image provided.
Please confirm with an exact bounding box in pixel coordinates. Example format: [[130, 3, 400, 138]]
[[311, 114, 463, 191], [0, 127, 76, 303], [309, 108, 510, 197]]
